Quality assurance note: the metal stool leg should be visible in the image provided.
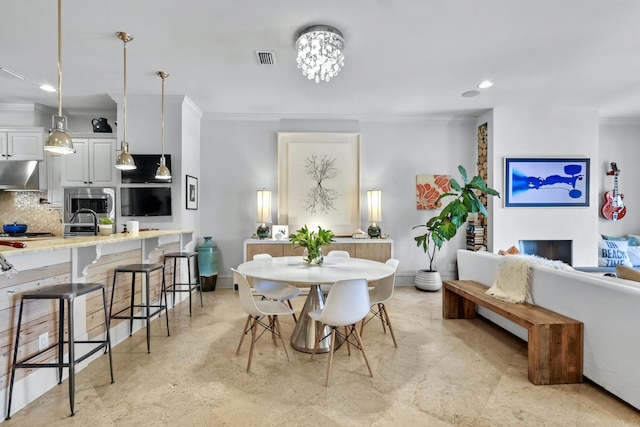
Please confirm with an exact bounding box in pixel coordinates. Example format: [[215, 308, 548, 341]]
[[195, 255, 204, 308], [129, 272, 136, 337], [109, 271, 117, 319], [101, 287, 115, 384], [5, 299, 25, 420], [145, 271, 151, 353], [58, 298, 64, 384], [162, 266, 170, 336], [186, 257, 192, 316], [67, 297, 75, 416], [172, 257, 178, 308]]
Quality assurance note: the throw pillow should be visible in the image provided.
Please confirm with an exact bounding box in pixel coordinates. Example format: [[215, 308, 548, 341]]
[[615, 265, 640, 282], [498, 245, 521, 256], [601, 234, 629, 242], [598, 239, 633, 267], [628, 235, 640, 247], [627, 246, 640, 267]]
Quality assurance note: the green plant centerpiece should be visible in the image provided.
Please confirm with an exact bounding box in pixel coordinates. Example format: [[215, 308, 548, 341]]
[[289, 225, 335, 265], [413, 165, 500, 290], [99, 217, 114, 225]]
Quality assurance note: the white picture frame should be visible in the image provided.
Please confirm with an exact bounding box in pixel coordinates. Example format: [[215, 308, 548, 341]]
[[277, 132, 361, 236], [272, 225, 289, 240]]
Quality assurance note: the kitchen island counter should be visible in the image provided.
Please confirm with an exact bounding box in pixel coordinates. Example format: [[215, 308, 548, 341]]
[[0, 229, 193, 256]]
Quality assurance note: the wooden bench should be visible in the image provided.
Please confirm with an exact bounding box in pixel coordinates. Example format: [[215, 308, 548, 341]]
[[442, 280, 583, 385]]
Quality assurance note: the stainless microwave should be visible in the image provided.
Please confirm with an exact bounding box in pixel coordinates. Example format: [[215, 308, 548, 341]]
[[63, 187, 115, 223]]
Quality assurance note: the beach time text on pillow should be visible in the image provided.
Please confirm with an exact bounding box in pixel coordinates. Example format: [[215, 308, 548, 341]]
[[599, 239, 632, 267]]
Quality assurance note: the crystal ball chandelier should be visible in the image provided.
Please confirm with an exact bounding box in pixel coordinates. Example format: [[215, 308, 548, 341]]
[[295, 25, 345, 83]]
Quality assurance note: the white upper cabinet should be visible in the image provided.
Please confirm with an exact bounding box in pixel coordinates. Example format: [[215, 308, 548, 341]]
[[0, 130, 45, 161], [61, 137, 117, 187]]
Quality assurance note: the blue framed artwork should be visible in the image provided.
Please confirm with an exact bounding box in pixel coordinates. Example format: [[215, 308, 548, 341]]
[[505, 158, 590, 207]]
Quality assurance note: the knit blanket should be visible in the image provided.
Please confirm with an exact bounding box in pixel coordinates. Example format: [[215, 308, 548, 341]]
[[486, 254, 573, 304]]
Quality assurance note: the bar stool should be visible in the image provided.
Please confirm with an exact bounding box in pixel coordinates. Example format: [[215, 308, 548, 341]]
[[109, 263, 170, 353], [5, 283, 114, 419], [163, 252, 203, 316]]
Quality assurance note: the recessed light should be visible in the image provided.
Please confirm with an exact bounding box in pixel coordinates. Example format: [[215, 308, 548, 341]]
[[462, 90, 481, 98], [40, 84, 56, 92], [478, 80, 493, 89]]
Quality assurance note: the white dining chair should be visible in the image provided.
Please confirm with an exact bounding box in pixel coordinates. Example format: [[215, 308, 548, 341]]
[[308, 278, 373, 386], [231, 268, 293, 372], [252, 253, 301, 322], [321, 250, 351, 295], [360, 258, 400, 347], [326, 250, 350, 258]]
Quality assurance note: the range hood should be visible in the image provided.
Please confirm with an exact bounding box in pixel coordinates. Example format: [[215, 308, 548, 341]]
[[0, 160, 43, 191]]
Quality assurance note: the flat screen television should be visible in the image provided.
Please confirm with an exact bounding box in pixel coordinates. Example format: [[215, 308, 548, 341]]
[[120, 187, 172, 217], [120, 154, 172, 183]]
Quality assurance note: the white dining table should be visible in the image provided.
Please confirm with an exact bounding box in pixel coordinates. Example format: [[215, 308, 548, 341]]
[[236, 256, 395, 353]]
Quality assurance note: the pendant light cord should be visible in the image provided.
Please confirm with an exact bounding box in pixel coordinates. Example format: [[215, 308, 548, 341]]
[[161, 74, 165, 156], [123, 38, 128, 144], [56, 0, 62, 117]]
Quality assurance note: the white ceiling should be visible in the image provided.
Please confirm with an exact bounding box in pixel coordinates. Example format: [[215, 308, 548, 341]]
[[2, 0, 640, 119]]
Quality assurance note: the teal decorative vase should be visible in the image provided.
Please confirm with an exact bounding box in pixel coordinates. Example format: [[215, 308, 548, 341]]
[[198, 236, 218, 291]]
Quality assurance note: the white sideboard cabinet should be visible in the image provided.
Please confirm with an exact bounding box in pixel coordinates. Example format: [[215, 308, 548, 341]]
[[244, 238, 393, 263]]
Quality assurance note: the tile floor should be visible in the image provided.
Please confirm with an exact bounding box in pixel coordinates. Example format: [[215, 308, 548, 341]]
[[3, 287, 640, 426]]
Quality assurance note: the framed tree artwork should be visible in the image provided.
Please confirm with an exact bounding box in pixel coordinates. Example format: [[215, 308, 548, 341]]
[[277, 132, 361, 236]]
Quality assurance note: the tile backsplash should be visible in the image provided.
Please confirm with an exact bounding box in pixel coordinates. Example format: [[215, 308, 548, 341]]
[[0, 191, 63, 235]]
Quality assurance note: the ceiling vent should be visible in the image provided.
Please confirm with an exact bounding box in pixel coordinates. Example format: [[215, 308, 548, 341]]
[[255, 51, 276, 66], [0, 66, 26, 80]]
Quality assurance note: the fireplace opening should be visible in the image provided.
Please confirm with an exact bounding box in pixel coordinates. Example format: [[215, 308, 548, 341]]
[[518, 240, 573, 266]]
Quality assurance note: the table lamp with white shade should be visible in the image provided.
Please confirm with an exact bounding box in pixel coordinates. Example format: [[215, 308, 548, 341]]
[[256, 188, 272, 239], [367, 189, 382, 238]]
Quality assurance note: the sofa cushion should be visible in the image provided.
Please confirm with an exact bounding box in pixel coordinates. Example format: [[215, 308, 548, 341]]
[[599, 239, 632, 267]]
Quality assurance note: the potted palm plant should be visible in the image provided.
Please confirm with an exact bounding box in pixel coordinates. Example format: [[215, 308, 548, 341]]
[[413, 165, 500, 290], [289, 225, 335, 265]]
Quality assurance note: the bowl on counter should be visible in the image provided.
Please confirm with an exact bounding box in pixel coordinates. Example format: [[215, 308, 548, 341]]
[[3, 223, 27, 234]]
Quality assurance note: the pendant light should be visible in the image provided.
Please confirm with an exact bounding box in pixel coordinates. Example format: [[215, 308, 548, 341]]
[[114, 31, 136, 170], [155, 71, 171, 180], [44, 0, 75, 154]]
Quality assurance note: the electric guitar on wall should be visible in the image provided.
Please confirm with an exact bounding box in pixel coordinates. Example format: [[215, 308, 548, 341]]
[[601, 162, 626, 221]]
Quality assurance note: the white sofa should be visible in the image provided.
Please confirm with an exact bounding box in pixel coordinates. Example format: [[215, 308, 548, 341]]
[[456, 249, 640, 410]]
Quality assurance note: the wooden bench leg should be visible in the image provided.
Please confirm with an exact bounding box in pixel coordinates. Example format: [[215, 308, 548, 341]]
[[442, 286, 477, 319], [527, 323, 583, 385]]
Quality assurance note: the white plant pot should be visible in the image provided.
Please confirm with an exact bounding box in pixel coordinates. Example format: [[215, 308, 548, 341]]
[[414, 269, 442, 291], [99, 224, 113, 236]]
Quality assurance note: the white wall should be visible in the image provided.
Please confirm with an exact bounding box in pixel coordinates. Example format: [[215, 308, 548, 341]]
[[598, 119, 640, 237], [199, 115, 477, 284], [488, 108, 600, 266], [180, 97, 202, 251], [116, 94, 192, 231]]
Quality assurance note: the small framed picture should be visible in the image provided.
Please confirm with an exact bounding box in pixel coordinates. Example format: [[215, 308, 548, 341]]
[[186, 175, 198, 210], [272, 225, 289, 240]]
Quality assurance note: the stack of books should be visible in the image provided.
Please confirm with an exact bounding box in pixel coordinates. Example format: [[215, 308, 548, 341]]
[[466, 221, 485, 251]]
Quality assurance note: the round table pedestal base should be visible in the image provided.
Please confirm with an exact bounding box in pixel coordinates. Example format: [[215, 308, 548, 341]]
[[291, 285, 332, 353]]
